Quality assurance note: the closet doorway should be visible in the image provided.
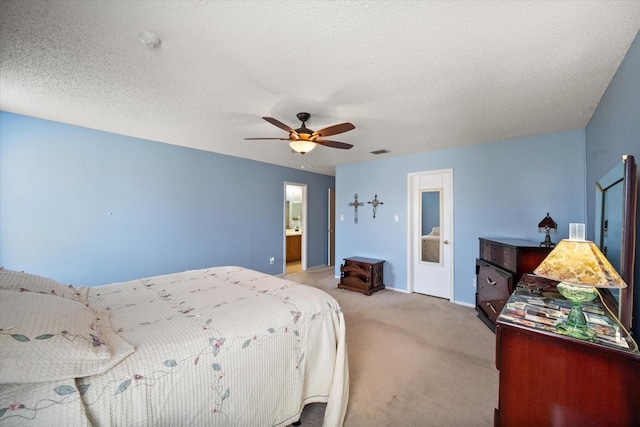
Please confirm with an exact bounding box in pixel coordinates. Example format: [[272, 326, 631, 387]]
[[284, 183, 307, 274]]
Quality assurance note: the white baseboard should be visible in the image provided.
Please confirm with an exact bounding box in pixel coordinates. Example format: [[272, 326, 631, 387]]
[[305, 264, 331, 271], [384, 286, 410, 294], [330, 272, 475, 307], [453, 300, 475, 308]]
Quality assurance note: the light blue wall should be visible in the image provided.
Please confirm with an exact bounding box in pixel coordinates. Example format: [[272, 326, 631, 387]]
[[336, 130, 586, 306], [586, 31, 640, 336], [0, 112, 334, 286]]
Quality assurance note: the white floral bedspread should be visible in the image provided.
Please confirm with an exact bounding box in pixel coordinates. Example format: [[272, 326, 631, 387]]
[[76, 266, 348, 427]]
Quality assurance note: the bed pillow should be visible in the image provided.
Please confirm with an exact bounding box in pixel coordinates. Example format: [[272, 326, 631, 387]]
[[0, 290, 134, 384], [430, 226, 440, 235], [0, 268, 87, 303], [0, 378, 91, 426]]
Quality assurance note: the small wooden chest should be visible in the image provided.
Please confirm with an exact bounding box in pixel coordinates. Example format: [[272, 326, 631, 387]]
[[338, 257, 385, 296]]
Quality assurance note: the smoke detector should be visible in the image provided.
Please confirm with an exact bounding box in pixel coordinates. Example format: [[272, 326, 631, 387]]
[[138, 31, 161, 49]]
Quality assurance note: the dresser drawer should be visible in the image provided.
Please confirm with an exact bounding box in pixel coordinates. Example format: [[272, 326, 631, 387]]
[[338, 276, 366, 290], [477, 238, 551, 331], [494, 245, 516, 271], [481, 240, 517, 271], [479, 238, 551, 280], [476, 260, 512, 324]]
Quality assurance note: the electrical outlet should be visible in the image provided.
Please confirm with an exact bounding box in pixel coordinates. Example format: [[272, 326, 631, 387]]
[[269, 257, 275, 265]]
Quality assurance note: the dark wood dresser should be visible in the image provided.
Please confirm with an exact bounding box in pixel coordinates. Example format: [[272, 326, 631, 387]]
[[476, 238, 551, 330], [495, 274, 640, 426], [338, 257, 385, 296]]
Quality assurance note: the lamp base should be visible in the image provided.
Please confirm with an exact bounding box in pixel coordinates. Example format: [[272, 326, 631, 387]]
[[555, 282, 598, 341], [540, 230, 555, 248], [557, 322, 597, 340]]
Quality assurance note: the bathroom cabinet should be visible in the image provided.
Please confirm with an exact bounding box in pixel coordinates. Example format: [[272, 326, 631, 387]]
[[286, 234, 301, 262]]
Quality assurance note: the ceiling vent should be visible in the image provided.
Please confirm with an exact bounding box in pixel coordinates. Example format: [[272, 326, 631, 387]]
[[370, 149, 390, 155]]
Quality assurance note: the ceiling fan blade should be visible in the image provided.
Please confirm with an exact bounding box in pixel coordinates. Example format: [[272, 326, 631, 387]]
[[262, 117, 295, 133], [244, 137, 290, 140], [316, 139, 353, 150], [314, 122, 355, 138]]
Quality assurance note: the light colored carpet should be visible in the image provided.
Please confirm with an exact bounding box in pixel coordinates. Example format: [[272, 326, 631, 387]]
[[285, 266, 499, 427]]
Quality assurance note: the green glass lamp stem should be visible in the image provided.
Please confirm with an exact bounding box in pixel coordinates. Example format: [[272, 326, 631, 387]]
[[555, 282, 598, 340], [565, 301, 588, 328]]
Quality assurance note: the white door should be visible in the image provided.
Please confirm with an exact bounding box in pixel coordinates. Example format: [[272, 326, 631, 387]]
[[408, 169, 453, 299]]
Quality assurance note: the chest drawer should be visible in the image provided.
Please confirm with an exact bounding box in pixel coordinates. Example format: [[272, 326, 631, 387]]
[[477, 238, 551, 331], [481, 240, 517, 271], [476, 260, 512, 324]]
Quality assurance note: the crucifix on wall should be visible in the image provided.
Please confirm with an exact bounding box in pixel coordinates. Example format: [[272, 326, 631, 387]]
[[348, 193, 364, 224], [367, 194, 384, 219]]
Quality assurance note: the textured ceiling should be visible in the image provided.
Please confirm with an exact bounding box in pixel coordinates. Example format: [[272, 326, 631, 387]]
[[1, 1, 639, 176]]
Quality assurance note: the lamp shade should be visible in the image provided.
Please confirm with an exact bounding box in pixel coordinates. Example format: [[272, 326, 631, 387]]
[[533, 239, 626, 289], [289, 139, 316, 154], [538, 212, 557, 233]]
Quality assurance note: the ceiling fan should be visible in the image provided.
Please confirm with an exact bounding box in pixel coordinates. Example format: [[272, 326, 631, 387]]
[[245, 112, 355, 154]]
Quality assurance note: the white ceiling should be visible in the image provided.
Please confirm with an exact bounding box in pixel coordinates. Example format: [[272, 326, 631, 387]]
[[1, 1, 639, 176]]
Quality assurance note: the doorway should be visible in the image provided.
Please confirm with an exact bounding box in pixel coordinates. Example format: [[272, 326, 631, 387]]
[[284, 183, 307, 274], [408, 169, 453, 300]]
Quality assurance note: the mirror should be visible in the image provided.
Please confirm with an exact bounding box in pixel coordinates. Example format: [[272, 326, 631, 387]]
[[421, 190, 441, 263], [594, 155, 637, 330], [289, 202, 302, 228], [285, 185, 303, 231]]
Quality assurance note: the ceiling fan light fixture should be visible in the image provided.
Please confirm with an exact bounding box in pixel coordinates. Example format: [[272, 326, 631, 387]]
[[289, 140, 316, 154], [292, 132, 313, 141], [246, 113, 354, 153]]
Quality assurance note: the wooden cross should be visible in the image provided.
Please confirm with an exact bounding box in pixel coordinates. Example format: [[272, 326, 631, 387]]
[[367, 194, 384, 219], [348, 193, 364, 223]]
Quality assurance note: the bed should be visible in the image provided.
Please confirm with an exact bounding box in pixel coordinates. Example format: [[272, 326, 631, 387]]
[[0, 266, 348, 426], [421, 226, 441, 263]]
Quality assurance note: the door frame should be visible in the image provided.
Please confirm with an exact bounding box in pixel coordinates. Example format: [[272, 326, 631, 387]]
[[283, 182, 307, 273], [328, 188, 336, 267], [407, 169, 454, 300]]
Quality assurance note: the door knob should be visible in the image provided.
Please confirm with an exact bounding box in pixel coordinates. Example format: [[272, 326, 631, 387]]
[[444, 240, 450, 244]]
